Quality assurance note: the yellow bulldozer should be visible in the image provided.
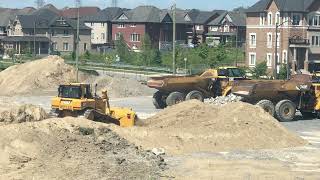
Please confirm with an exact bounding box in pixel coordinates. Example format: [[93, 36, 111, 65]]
[[50, 83, 135, 127]]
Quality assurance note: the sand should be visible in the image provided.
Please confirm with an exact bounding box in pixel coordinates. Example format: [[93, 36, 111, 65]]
[[111, 100, 307, 155], [0, 104, 48, 126], [0, 118, 164, 179], [0, 56, 89, 96]]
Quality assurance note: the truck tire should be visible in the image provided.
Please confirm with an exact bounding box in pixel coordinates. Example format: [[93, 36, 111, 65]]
[[185, 90, 204, 102], [166, 92, 185, 106], [275, 100, 296, 122], [256, 100, 275, 117], [153, 91, 167, 109]]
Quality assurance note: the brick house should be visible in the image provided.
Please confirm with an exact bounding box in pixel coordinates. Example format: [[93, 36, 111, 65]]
[[111, 6, 175, 51], [245, 0, 320, 74], [206, 11, 246, 47], [83, 7, 125, 52], [5, 8, 91, 57]]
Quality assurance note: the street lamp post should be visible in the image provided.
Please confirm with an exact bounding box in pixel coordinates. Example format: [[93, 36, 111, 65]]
[[172, 2, 176, 75]]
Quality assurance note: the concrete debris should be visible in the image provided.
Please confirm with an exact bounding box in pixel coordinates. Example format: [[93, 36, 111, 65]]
[[152, 148, 165, 156], [205, 94, 243, 106]]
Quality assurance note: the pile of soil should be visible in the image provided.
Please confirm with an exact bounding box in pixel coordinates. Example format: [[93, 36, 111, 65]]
[[0, 104, 48, 126], [0, 56, 89, 96], [111, 100, 307, 155], [0, 118, 164, 179], [86, 76, 154, 98]]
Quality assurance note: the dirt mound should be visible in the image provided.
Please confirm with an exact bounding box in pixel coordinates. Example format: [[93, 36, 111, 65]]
[[0, 56, 89, 96], [111, 100, 307, 155], [0, 118, 164, 179], [86, 75, 154, 98], [0, 104, 48, 125]]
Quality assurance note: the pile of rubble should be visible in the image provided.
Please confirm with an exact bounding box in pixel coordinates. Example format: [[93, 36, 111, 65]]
[[205, 94, 243, 106]]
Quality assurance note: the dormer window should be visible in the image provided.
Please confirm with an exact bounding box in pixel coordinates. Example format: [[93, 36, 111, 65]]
[[292, 13, 301, 25], [118, 14, 128, 20], [275, 12, 280, 25], [268, 12, 273, 25]]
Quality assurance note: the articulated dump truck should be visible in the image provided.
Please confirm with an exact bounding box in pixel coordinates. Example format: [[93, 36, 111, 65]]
[[232, 74, 320, 122], [147, 67, 247, 109]]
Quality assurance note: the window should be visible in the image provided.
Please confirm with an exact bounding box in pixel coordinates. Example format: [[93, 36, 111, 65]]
[[267, 53, 272, 68], [52, 42, 58, 50], [84, 43, 87, 51], [118, 24, 125, 28], [91, 33, 94, 39], [101, 33, 105, 40], [282, 50, 288, 64], [184, 14, 191, 22], [275, 12, 280, 25], [209, 26, 218, 31], [276, 33, 280, 47], [249, 52, 256, 67], [311, 36, 320, 46], [267, 32, 272, 48], [268, 12, 273, 25], [118, 14, 128, 20], [283, 13, 289, 26], [316, 36, 319, 46], [260, 13, 265, 26], [224, 25, 229, 32], [101, 23, 105, 27], [249, 33, 256, 48], [115, 32, 122, 40], [130, 33, 141, 42], [309, 15, 320, 26], [292, 13, 301, 25], [130, 24, 136, 27], [63, 42, 69, 51], [91, 22, 94, 26], [195, 25, 203, 30], [63, 30, 69, 36]]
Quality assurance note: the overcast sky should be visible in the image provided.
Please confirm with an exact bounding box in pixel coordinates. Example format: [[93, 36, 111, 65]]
[[0, 0, 257, 10]]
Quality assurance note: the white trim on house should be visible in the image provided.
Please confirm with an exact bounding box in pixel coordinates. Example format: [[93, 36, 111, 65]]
[[267, 32, 272, 48], [249, 33, 256, 48], [282, 50, 288, 64], [268, 12, 273, 26], [267, 53, 272, 68]]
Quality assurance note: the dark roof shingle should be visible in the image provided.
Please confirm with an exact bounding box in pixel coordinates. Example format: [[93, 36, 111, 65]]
[[246, 0, 315, 12]]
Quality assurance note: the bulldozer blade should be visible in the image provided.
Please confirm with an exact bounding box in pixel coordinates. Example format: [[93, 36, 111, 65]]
[[91, 110, 121, 126]]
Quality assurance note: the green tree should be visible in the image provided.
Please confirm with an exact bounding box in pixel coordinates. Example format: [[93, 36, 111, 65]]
[[139, 34, 156, 66], [278, 64, 289, 80], [208, 44, 227, 67], [115, 34, 130, 63], [251, 61, 268, 79]]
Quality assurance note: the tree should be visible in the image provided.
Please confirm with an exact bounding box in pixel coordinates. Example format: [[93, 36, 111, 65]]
[[278, 64, 289, 80], [251, 61, 268, 79], [208, 44, 227, 67], [140, 34, 156, 66], [191, 32, 200, 47], [115, 34, 130, 63]]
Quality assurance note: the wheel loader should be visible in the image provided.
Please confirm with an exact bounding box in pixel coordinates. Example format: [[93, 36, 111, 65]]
[[50, 83, 135, 127], [147, 67, 247, 109], [232, 74, 320, 122]]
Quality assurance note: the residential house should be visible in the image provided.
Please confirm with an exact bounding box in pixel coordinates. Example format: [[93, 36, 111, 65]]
[[4, 8, 91, 57], [245, 0, 320, 74], [206, 11, 246, 47], [83, 7, 125, 52], [111, 6, 175, 51], [183, 9, 225, 44]]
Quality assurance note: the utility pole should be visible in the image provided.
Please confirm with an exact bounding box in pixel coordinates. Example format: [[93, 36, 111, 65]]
[[111, 0, 118, 7], [75, 0, 81, 82], [35, 0, 45, 9], [274, 24, 278, 79], [172, 2, 176, 75]]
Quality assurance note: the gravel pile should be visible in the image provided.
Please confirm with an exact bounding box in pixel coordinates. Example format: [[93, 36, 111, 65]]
[[205, 94, 243, 106]]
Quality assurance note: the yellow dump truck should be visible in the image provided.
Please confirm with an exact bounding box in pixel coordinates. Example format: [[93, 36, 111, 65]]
[[147, 67, 246, 108], [50, 83, 135, 127], [232, 74, 320, 122]]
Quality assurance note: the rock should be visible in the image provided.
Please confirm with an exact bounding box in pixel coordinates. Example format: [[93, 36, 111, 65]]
[[152, 148, 165, 156], [205, 94, 243, 106]]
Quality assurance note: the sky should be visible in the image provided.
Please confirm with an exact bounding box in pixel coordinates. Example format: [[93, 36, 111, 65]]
[[0, 0, 257, 10]]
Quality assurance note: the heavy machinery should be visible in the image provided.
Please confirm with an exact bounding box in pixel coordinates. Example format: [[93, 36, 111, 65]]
[[232, 74, 320, 122], [147, 67, 246, 109], [50, 83, 135, 127]]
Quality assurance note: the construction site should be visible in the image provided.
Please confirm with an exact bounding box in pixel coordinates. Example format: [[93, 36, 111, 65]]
[[0, 56, 320, 179]]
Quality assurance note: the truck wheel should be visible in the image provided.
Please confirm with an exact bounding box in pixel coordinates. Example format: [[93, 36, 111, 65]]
[[256, 100, 275, 117], [275, 100, 296, 122], [153, 91, 167, 109], [185, 90, 204, 102], [166, 92, 185, 106]]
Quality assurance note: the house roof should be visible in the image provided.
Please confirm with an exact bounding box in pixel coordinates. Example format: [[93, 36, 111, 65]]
[[83, 7, 125, 22], [14, 8, 90, 30], [208, 11, 246, 26], [0, 8, 36, 27], [246, 0, 314, 12], [2, 36, 49, 42], [61, 7, 100, 19], [113, 6, 171, 23]]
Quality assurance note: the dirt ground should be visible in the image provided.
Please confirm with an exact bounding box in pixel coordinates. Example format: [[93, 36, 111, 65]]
[[0, 118, 164, 180]]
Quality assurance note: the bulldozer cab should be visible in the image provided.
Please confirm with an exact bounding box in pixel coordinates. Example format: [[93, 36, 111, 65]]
[[58, 84, 94, 99]]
